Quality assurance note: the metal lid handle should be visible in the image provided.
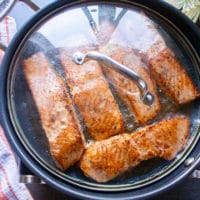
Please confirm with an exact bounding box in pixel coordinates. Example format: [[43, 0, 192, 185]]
[[73, 51, 155, 105]]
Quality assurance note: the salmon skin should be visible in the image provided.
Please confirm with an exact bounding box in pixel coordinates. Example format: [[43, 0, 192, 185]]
[[80, 117, 189, 182], [23, 52, 85, 171], [100, 44, 161, 124], [59, 47, 124, 141]]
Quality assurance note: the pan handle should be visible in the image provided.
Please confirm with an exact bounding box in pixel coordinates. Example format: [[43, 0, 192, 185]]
[[20, 175, 45, 184]]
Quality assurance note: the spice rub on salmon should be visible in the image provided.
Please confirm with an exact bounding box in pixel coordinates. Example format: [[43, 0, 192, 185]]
[[23, 52, 85, 171], [101, 12, 200, 105], [148, 47, 200, 105], [142, 17, 200, 104], [129, 13, 199, 104], [80, 117, 189, 182], [59, 47, 124, 140], [100, 44, 161, 124]]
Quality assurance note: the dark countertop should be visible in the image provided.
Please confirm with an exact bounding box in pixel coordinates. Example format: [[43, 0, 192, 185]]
[[8, 1, 200, 199]]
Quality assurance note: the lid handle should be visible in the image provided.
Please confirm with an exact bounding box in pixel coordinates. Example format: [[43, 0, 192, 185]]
[[72, 51, 154, 106]]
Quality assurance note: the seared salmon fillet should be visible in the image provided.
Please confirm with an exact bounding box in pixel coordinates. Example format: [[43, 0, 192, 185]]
[[133, 14, 199, 104], [80, 117, 189, 182], [23, 52, 85, 171], [98, 13, 199, 105], [100, 44, 161, 124], [59, 48, 124, 140], [148, 48, 200, 105]]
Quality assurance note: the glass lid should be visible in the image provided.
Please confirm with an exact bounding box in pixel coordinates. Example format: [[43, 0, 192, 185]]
[[8, 1, 200, 191]]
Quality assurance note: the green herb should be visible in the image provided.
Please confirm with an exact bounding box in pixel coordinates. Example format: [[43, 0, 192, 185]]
[[165, 0, 200, 22]]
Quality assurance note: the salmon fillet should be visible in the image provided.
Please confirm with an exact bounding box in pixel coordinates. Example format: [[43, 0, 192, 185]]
[[59, 47, 124, 140], [80, 117, 189, 182], [132, 14, 200, 104], [148, 48, 200, 105], [100, 44, 161, 124], [23, 52, 85, 171], [97, 13, 199, 105]]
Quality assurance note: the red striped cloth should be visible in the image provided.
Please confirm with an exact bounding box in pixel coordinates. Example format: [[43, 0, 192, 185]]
[[0, 16, 33, 200]]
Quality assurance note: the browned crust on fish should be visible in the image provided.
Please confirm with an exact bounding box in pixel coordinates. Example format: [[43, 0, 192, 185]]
[[59, 47, 124, 140], [100, 44, 161, 124], [23, 52, 85, 170], [149, 48, 200, 105], [80, 117, 189, 182]]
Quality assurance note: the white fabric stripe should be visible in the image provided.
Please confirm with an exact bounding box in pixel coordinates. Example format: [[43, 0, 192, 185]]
[[0, 16, 17, 60], [0, 137, 33, 200], [0, 16, 16, 44], [0, 15, 33, 200], [0, 127, 16, 160], [0, 166, 16, 200]]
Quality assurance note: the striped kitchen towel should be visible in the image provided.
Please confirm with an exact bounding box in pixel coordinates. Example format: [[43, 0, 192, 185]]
[[0, 16, 33, 200]]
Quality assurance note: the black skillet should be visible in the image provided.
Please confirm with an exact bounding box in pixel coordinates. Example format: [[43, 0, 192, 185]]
[[0, 0, 199, 199]]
